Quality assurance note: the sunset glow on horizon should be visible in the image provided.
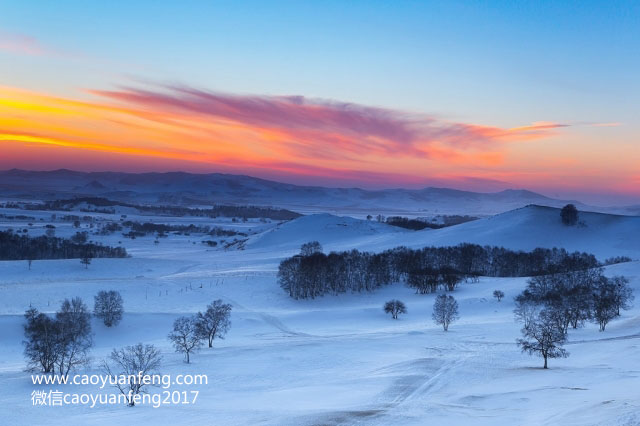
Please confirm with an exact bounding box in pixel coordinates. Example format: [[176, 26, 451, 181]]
[[1, 1, 638, 204]]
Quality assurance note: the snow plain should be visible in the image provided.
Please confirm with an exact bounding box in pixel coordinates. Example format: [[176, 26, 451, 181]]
[[0, 205, 639, 426]]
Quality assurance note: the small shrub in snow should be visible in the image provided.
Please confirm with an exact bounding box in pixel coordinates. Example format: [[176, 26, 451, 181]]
[[493, 290, 505, 302]]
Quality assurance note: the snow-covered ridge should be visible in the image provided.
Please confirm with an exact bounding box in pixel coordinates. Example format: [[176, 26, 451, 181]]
[[0, 169, 619, 216], [246, 205, 640, 259]]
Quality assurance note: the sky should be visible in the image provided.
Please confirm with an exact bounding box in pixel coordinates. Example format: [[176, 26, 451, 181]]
[[0, 0, 639, 205]]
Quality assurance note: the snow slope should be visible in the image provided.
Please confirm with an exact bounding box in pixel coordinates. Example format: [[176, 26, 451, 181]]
[[400, 205, 640, 259], [249, 205, 640, 260], [248, 213, 407, 253], [0, 205, 639, 425]]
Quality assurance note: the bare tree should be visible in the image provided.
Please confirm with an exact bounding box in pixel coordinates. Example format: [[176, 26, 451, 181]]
[[94, 290, 124, 327], [71, 231, 88, 244], [514, 297, 541, 329], [80, 255, 92, 269], [432, 294, 459, 331], [517, 309, 568, 368], [407, 268, 440, 294], [195, 300, 232, 348], [440, 267, 463, 291], [300, 241, 323, 256], [23, 308, 58, 373], [384, 300, 407, 319], [592, 278, 618, 331], [493, 290, 505, 302], [611, 275, 634, 316], [102, 343, 162, 406], [55, 297, 92, 378], [168, 316, 201, 363]]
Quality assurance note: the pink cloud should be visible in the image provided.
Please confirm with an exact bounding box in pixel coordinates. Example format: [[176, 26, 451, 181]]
[[89, 85, 564, 159], [0, 31, 48, 56]]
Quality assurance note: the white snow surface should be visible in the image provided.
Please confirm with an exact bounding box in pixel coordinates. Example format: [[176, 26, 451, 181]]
[[0, 205, 639, 425], [248, 205, 640, 259]]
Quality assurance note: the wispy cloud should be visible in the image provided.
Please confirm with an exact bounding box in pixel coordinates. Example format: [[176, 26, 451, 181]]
[[3, 83, 628, 194], [0, 31, 50, 56], [88, 85, 562, 160]]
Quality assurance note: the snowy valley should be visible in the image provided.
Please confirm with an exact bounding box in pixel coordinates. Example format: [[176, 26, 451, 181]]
[[0, 195, 638, 426]]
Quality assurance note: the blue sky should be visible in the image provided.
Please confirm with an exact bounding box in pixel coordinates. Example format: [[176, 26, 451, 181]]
[[1, 1, 639, 204]]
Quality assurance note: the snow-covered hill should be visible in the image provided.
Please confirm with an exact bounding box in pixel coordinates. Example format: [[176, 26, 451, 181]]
[[248, 213, 406, 253], [400, 205, 640, 259], [1, 202, 639, 425], [247, 205, 640, 259]]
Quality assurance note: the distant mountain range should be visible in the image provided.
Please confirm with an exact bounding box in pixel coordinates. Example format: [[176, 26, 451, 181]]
[[0, 169, 636, 216]]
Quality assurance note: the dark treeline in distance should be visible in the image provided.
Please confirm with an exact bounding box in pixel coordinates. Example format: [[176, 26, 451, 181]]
[[9, 197, 302, 220], [0, 230, 128, 260], [120, 221, 247, 238], [278, 243, 602, 299], [385, 215, 477, 231]]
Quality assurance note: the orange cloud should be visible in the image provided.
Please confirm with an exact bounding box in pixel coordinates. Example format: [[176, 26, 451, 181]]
[[2, 83, 616, 193]]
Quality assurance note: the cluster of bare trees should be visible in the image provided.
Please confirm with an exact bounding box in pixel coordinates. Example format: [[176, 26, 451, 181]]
[[279, 242, 601, 299], [1, 229, 127, 261], [168, 300, 232, 363], [23, 298, 93, 377], [407, 266, 464, 294], [27, 196, 302, 220], [279, 249, 392, 299], [383, 295, 460, 331], [515, 268, 633, 368], [23, 290, 125, 376]]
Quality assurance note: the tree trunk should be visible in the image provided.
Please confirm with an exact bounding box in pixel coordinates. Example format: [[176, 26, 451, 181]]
[[543, 355, 548, 369]]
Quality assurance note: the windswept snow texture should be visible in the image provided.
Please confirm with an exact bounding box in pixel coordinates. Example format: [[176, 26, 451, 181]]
[[0, 204, 639, 425]]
